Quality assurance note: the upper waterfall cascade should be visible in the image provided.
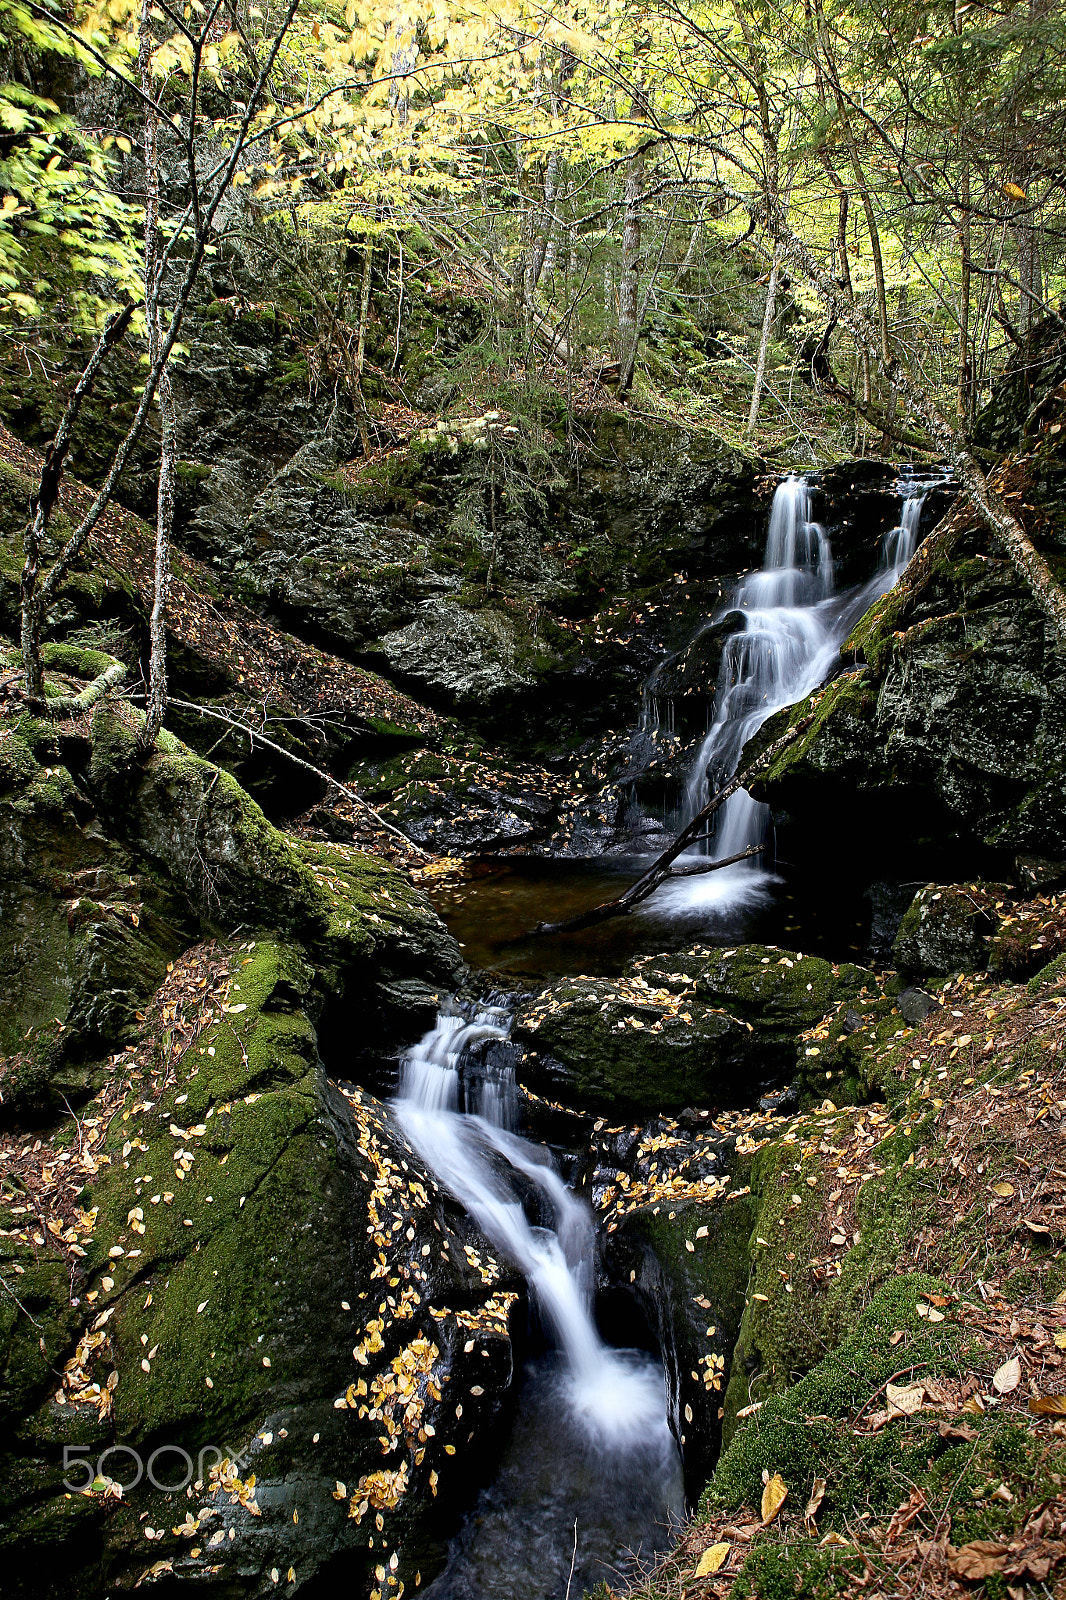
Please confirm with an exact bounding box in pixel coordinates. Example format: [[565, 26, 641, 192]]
[[651, 471, 942, 912]]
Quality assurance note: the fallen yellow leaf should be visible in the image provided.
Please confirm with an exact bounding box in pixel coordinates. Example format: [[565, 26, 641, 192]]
[[761, 1471, 788, 1524], [693, 1542, 730, 1578], [1029, 1394, 1066, 1416]]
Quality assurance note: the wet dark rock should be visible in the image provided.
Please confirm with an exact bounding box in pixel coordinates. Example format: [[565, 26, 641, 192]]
[[602, 1185, 752, 1497], [1016, 854, 1066, 895], [893, 883, 1005, 982], [758, 1085, 798, 1114], [972, 315, 1066, 455], [897, 987, 942, 1025], [843, 1008, 864, 1034], [864, 880, 926, 961]]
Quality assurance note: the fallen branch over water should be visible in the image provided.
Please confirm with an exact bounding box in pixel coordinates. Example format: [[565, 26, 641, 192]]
[[528, 711, 817, 937]]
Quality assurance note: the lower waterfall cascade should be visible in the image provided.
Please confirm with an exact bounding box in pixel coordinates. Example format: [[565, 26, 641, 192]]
[[394, 1005, 684, 1598]]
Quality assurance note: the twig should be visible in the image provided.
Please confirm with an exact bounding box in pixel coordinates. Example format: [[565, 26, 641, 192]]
[[564, 1518, 579, 1600], [159, 697, 429, 857]]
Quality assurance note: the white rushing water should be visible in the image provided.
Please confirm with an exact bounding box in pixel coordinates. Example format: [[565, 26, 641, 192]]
[[394, 1005, 676, 1448], [649, 471, 937, 919]]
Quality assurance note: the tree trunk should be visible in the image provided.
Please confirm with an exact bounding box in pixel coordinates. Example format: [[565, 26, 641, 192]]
[[958, 163, 973, 423], [618, 136, 646, 394], [139, 0, 177, 751], [19, 306, 133, 703], [355, 241, 373, 377], [530, 149, 559, 291], [745, 246, 781, 438]]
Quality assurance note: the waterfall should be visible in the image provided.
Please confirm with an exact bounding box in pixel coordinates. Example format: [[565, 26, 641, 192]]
[[394, 1006, 673, 1445], [660, 472, 935, 907]]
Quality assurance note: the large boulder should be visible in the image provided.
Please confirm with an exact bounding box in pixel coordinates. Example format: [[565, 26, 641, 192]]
[[0, 936, 518, 1599], [371, 597, 537, 720], [514, 946, 872, 1116]]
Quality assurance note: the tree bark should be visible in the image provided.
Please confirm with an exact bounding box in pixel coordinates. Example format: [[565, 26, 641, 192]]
[[746, 245, 782, 437], [20, 305, 134, 702], [958, 163, 973, 424], [140, 0, 177, 751], [618, 132, 646, 394]]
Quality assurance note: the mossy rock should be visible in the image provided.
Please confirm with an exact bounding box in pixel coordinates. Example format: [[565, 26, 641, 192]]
[[516, 975, 754, 1116], [0, 935, 519, 1598], [0, 727, 192, 1119], [893, 882, 1008, 982], [636, 946, 872, 1043], [87, 703, 462, 1052], [516, 946, 872, 1117]]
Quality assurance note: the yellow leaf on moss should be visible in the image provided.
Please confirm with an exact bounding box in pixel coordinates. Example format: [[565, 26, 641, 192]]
[[761, 1472, 788, 1524]]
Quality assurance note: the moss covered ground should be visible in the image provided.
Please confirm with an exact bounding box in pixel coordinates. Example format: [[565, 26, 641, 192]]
[[625, 954, 1066, 1600]]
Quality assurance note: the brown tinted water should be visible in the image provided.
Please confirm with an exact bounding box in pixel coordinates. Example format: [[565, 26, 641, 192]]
[[429, 856, 875, 979]]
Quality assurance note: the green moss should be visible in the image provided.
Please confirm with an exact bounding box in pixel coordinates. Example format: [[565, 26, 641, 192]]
[[747, 673, 878, 793], [1028, 951, 1066, 993], [78, 937, 323, 1437], [714, 1273, 964, 1519], [40, 643, 116, 681], [0, 732, 38, 794]]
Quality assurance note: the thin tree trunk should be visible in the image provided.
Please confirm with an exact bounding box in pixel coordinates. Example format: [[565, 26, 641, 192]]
[[618, 134, 646, 394], [140, 0, 177, 751], [20, 306, 133, 702], [746, 245, 782, 438], [958, 163, 972, 423], [355, 240, 373, 377], [530, 149, 559, 291], [391, 231, 404, 374]]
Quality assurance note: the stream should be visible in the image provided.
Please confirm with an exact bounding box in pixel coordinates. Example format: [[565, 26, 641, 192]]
[[396, 1009, 684, 1599], [391, 469, 945, 1598]]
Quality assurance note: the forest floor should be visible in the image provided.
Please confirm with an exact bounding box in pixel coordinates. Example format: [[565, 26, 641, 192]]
[[627, 960, 1066, 1600]]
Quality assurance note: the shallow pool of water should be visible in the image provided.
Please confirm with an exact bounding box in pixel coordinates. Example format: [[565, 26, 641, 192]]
[[430, 856, 875, 978], [422, 1352, 684, 1600]]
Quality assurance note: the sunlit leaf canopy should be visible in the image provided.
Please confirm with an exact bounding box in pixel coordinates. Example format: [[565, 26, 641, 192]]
[[0, 0, 1062, 436]]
